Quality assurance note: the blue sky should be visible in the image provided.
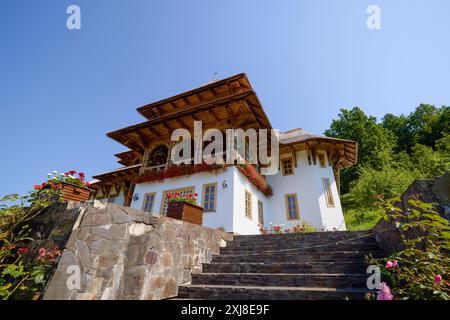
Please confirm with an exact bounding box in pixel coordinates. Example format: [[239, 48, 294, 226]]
[[1, 0, 449, 197]]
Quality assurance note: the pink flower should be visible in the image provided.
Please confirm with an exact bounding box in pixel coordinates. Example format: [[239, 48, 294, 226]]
[[385, 261, 394, 268], [38, 248, 46, 257], [392, 260, 398, 267], [377, 282, 394, 300], [435, 274, 442, 284]]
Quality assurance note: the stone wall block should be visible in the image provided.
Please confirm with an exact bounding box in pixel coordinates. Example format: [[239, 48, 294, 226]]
[[90, 239, 111, 255], [75, 240, 92, 272], [44, 203, 232, 300], [112, 211, 132, 224], [82, 214, 112, 226]]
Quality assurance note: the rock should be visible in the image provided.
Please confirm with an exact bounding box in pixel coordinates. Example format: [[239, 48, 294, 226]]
[[112, 211, 132, 224], [160, 253, 173, 267], [75, 240, 92, 272], [162, 277, 177, 298], [119, 267, 149, 299], [128, 223, 153, 236], [101, 287, 115, 300], [94, 252, 120, 268], [110, 225, 127, 240], [93, 200, 106, 210], [144, 249, 158, 265], [90, 239, 110, 255], [91, 225, 112, 239], [82, 214, 112, 226], [75, 292, 97, 300]]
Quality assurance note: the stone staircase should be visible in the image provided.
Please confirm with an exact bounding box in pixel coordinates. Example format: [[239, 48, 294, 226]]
[[177, 230, 383, 300]]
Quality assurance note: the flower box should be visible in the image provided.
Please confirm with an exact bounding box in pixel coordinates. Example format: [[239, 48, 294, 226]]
[[166, 201, 204, 225], [60, 182, 92, 202]]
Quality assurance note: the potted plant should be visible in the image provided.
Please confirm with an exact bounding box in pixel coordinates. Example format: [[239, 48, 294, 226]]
[[166, 192, 204, 225], [34, 170, 92, 202]]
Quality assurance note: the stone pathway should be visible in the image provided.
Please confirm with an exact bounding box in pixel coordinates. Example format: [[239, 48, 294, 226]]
[[177, 231, 383, 300]]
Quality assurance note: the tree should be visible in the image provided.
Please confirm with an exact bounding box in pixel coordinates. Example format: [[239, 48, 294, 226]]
[[324, 107, 396, 193], [382, 113, 412, 153], [383, 104, 450, 154]]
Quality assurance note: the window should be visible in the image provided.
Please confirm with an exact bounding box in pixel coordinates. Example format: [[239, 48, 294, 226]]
[[318, 153, 326, 168], [108, 196, 117, 204], [322, 178, 335, 207], [258, 200, 264, 225], [281, 157, 294, 176], [142, 193, 156, 213], [245, 190, 252, 219], [202, 183, 217, 212], [285, 194, 299, 220], [161, 186, 195, 215]]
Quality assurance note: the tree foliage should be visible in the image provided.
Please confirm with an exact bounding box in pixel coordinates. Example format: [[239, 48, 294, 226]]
[[324, 107, 396, 193], [325, 104, 450, 199]]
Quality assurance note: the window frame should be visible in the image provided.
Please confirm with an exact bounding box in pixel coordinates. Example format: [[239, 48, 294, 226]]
[[202, 183, 218, 212], [141, 192, 156, 213], [322, 178, 335, 207], [257, 200, 264, 225], [281, 156, 294, 176], [244, 189, 252, 220], [160, 186, 196, 215], [284, 193, 300, 220]]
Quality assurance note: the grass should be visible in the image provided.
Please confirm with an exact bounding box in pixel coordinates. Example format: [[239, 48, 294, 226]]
[[343, 207, 384, 231]]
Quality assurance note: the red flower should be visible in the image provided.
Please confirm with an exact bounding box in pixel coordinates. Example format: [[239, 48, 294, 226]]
[[68, 170, 76, 175], [194, 193, 198, 197], [79, 172, 85, 181], [33, 184, 42, 189], [41, 182, 47, 188], [18, 247, 29, 254]]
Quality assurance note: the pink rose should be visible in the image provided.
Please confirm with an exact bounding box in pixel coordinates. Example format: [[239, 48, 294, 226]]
[[435, 274, 442, 284], [385, 261, 394, 268], [377, 282, 394, 300], [38, 248, 46, 257], [392, 260, 398, 267]]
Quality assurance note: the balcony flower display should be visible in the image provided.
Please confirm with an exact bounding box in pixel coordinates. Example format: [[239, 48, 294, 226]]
[[166, 192, 203, 225], [33, 170, 92, 202]]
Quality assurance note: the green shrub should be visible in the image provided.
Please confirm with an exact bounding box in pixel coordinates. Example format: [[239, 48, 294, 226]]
[[346, 166, 417, 208], [367, 198, 450, 300]]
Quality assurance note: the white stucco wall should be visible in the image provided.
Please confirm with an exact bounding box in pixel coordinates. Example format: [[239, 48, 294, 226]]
[[131, 167, 270, 235], [130, 155, 346, 234], [232, 169, 270, 235], [265, 150, 346, 231], [132, 168, 236, 232]]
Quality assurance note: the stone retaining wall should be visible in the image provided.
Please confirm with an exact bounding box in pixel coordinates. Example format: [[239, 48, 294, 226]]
[[372, 172, 449, 255], [43, 202, 232, 300]]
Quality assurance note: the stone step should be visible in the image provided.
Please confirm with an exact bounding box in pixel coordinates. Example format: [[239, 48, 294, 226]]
[[192, 273, 369, 288], [178, 284, 370, 300], [220, 243, 381, 254], [211, 250, 380, 263], [202, 261, 368, 274], [232, 231, 374, 242], [231, 235, 377, 246]]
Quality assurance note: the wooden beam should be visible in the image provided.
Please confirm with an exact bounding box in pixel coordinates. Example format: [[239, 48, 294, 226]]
[[290, 146, 297, 167], [208, 109, 221, 123], [147, 126, 162, 138]]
